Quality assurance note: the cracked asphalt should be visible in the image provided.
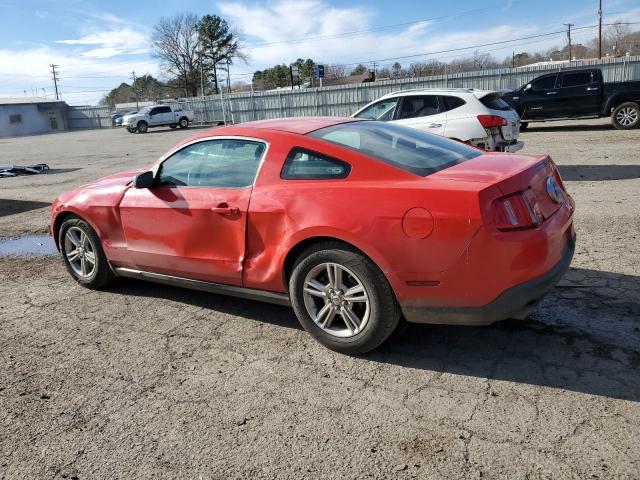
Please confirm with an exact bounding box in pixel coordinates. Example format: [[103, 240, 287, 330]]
[[1, 121, 639, 479]]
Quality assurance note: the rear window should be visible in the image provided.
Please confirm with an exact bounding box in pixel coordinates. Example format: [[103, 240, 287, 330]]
[[308, 121, 481, 177], [479, 94, 511, 111]]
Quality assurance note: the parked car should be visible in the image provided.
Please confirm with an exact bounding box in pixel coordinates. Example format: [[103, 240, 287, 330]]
[[122, 105, 194, 133], [114, 111, 136, 127], [502, 68, 640, 130], [352, 88, 524, 152], [51, 117, 575, 354]]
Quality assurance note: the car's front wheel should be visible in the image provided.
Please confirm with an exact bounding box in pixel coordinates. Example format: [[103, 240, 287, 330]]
[[612, 102, 640, 130], [289, 243, 401, 354], [59, 217, 114, 289]]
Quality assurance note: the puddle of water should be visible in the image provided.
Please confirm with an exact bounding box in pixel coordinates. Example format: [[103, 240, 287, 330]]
[[0, 235, 58, 257]]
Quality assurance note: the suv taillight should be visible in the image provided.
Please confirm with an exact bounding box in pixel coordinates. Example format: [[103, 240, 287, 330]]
[[477, 114, 507, 128], [492, 188, 543, 230]]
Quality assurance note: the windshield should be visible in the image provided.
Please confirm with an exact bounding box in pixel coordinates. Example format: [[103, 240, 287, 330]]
[[308, 121, 481, 177], [137, 106, 152, 114]]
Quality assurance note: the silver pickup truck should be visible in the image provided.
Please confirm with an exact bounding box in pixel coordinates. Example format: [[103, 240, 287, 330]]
[[122, 105, 194, 133]]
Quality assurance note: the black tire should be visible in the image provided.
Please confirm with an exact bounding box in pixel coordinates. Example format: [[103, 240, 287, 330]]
[[58, 217, 114, 289], [178, 117, 189, 129], [612, 102, 640, 130], [289, 242, 401, 355], [170, 124, 177, 129], [137, 121, 148, 134], [127, 126, 137, 134], [519, 122, 529, 131]]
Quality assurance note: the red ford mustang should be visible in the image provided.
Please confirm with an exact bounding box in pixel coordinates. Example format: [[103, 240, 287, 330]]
[[51, 117, 575, 354]]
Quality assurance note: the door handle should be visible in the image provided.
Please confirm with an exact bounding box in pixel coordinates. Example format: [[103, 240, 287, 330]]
[[546, 91, 557, 95], [428, 123, 442, 128], [211, 204, 239, 215]]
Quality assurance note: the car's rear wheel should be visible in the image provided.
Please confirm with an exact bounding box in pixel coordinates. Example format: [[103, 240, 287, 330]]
[[612, 102, 640, 130], [127, 126, 137, 133], [59, 217, 114, 289], [178, 117, 189, 129], [137, 121, 148, 134], [289, 243, 400, 354]]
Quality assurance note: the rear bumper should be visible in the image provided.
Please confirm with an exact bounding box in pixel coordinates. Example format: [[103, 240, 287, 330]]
[[401, 233, 575, 326], [497, 140, 524, 152]]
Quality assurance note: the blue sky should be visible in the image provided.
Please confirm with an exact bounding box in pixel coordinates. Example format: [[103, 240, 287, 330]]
[[1, 0, 638, 104]]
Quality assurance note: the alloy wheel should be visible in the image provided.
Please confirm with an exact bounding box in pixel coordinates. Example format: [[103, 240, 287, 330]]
[[616, 107, 638, 127], [302, 262, 370, 338], [63, 226, 97, 279]]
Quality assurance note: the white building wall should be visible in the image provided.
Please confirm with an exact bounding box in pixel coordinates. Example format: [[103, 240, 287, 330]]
[[0, 104, 66, 138]]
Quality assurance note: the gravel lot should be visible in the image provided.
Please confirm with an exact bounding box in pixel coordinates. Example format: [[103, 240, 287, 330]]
[[1, 121, 639, 479]]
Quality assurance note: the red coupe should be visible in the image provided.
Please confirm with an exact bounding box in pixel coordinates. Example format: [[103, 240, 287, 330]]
[[51, 117, 575, 354]]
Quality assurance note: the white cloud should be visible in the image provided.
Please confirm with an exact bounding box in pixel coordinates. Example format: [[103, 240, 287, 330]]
[[56, 28, 149, 58]]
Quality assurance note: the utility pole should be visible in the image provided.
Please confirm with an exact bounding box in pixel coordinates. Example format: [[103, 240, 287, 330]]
[[50, 64, 60, 100], [512, 51, 515, 68], [563, 23, 575, 61], [598, 0, 603, 59], [131, 70, 139, 110]]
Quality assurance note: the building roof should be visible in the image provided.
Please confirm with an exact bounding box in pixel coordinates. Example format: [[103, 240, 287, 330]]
[[0, 97, 67, 106]]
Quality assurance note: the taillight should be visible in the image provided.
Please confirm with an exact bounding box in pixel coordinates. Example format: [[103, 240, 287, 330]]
[[477, 114, 507, 128], [492, 188, 543, 230]]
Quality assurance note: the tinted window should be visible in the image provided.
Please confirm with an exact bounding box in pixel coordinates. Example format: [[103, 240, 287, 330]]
[[531, 75, 557, 91], [397, 96, 439, 119], [159, 106, 172, 113], [354, 98, 398, 120], [309, 121, 481, 177], [479, 94, 512, 111], [562, 72, 593, 87], [158, 139, 266, 188], [441, 96, 466, 111], [281, 148, 350, 180]]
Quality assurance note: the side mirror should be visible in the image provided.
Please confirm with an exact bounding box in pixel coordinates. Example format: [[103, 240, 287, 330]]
[[134, 171, 155, 189]]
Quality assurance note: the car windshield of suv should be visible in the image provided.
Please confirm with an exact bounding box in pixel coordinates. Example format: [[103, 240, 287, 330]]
[[308, 121, 482, 177], [138, 107, 152, 114]]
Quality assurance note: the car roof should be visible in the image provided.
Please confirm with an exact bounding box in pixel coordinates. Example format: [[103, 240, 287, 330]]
[[379, 88, 498, 99], [230, 116, 362, 135]]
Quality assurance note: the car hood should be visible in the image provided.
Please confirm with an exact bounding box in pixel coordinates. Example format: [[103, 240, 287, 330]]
[[86, 169, 145, 188]]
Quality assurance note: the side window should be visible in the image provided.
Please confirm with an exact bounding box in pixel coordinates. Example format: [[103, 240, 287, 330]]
[[561, 72, 593, 88], [281, 148, 351, 180], [158, 139, 266, 188], [531, 75, 557, 92], [354, 98, 398, 121], [397, 96, 439, 119], [149, 107, 159, 116], [440, 96, 466, 112], [155, 106, 171, 114]]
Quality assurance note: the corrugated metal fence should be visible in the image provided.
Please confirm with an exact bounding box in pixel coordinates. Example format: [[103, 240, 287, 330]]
[[67, 55, 640, 128]]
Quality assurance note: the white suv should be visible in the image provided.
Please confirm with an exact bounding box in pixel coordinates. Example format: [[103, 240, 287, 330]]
[[352, 88, 524, 152]]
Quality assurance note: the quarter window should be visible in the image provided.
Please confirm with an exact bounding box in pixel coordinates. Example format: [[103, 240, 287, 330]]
[[354, 98, 398, 121], [281, 148, 351, 180], [158, 139, 266, 188], [441, 96, 466, 111], [397, 96, 439, 119]]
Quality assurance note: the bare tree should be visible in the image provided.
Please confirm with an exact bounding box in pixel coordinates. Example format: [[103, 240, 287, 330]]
[[606, 21, 632, 55], [151, 13, 202, 97]]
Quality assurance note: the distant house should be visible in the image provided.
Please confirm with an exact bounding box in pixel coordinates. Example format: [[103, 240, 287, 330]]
[[0, 97, 69, 137], [316, 73, 375, 87]]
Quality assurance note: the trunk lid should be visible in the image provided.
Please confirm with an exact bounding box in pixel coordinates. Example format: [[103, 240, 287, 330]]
[[432, 152, 564, 219]]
